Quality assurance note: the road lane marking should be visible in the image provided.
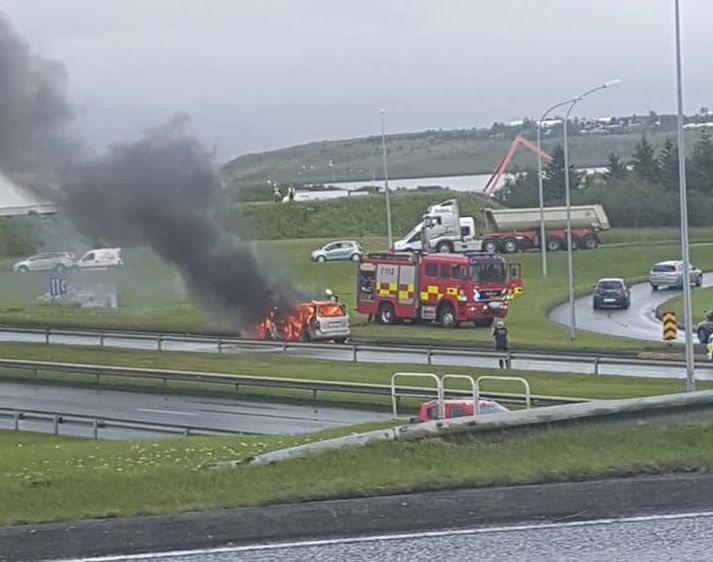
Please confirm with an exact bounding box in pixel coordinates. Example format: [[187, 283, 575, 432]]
[[55, 509, 713, 561], [137, 408, 197, 416]]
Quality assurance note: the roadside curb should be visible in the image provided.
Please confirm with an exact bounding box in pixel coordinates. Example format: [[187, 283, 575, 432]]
[[3, 472, 713, 562]]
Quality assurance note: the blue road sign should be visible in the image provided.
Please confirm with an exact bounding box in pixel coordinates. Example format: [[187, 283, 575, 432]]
[[49, 277, 68, 298]]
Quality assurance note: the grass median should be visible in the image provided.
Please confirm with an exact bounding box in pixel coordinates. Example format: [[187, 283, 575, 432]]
[[5, 420, 713, 526], [3, 233, 713, 350]]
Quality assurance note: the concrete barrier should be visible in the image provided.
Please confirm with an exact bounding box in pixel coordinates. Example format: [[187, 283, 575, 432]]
[[248, 389, 713, 465]]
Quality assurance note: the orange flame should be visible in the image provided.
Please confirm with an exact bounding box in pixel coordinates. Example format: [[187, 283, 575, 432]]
[[255, 300, 345, 341]]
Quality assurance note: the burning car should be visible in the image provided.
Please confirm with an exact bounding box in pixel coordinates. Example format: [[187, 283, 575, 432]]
[[256, 300, 351, 343]]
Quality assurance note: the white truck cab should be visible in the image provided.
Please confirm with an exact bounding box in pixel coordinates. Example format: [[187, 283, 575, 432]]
[[393, 214, 475, 252]]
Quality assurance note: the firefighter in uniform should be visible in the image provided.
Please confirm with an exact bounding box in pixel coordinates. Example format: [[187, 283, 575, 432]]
[[492, 318, 510, 369], [325, 288, 338, 303]]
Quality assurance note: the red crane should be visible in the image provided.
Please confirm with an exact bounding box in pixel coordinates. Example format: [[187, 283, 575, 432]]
[[483, 134, 553, 197]]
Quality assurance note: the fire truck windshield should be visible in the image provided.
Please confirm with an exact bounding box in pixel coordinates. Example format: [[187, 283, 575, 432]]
[[470, 262, 506, 284]]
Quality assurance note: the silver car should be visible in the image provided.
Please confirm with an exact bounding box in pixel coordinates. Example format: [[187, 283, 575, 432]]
[[648, 260, 703, 291], [310, 240, 363, 262], [13, 251, 76, 273], [303, 302, 351, 343]]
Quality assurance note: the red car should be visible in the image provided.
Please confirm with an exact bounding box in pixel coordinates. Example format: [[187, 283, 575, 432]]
[[412, 399, 509, 423]]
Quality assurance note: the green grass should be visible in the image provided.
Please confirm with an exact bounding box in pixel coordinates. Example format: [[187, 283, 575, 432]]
[[222, 130, 699, 188], [3, 236, 713, 351], [660, 286, 713, 326], [5, 421, 713, 525], [0, 343, 706, 407]]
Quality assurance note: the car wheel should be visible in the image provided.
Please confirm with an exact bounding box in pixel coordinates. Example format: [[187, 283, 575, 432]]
[[350, 253, 361, 261], [438, 304, 456, 328], [581, 234, 599, 250], [546, 238, 562, 252], [436, 241, 453, 253], [334, 337, 346, 344], [16, 265, 29, 273], [482, 239, 499, 253], [316, 255, 326, 263], [593, 300, 599, 310], [696, 275, 703, 287], [503, 238, 518, 253], [378, 302, 395, 325], [651, 284, 658, 291], [624, 299, 630, 310]]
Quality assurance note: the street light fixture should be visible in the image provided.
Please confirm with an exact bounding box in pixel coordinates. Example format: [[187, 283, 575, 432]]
[[673, 0, 695, 391], [380, 109, 393, 249], [562, 78, 621, 339]]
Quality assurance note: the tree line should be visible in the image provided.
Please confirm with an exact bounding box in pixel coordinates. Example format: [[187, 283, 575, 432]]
[[498, 129, 713, 227]]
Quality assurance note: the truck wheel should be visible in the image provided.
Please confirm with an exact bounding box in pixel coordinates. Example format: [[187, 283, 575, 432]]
[[438, 304, 456, 328], [503, 239, 518, 253], [546, 238, 562, 252], [377, 302, 396, 325], [565, 237, 579, 251], [482, 239, 499, 253], [436, 241, 453, 253], [581, 234, 599, 250]]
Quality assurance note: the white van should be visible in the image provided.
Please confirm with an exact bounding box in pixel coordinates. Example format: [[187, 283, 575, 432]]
[[77, 248, 124, 270]]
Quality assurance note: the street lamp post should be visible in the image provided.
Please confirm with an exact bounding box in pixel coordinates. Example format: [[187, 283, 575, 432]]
[[562, 79, 621, 339], [537, 102, 572, 279], [380, 109, 393, 249], [674, 0, 695, 391]]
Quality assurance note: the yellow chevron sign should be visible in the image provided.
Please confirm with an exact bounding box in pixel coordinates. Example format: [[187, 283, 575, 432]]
[[662, 311, 677, 341]]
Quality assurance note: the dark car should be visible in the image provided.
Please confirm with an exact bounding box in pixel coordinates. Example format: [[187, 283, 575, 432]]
[[696, 310, 713, 344], [593, 278, 630, 310]]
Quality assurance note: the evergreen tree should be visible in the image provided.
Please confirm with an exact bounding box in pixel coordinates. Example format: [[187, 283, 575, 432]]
[[688, 128, 713, 192], [604, 151, 627, 182], [631, 135, 658, 183], [657, 136, 679, 192], [542, 145, 580, 203]]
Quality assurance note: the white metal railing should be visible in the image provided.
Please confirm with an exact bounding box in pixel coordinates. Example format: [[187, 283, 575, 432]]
[[390, 372, 442, 418], [475, 376, 531, 413]]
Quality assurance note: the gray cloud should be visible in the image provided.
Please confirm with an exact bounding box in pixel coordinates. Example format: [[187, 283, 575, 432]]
[[1, 0, 711, 159]]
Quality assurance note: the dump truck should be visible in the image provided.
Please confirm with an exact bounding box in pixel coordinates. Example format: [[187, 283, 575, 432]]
[[479, 205, 610, 253], [421, 200, 610, 254]]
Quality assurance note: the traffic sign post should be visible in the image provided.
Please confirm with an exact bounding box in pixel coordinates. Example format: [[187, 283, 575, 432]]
[[662, 311, 677, 341]]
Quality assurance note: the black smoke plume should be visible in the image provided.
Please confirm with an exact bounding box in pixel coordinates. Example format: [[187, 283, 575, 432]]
[[0, 14, 297, 329]]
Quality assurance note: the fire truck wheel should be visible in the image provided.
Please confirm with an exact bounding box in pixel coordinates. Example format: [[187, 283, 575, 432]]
[[377, 302, 396, 325], [438, 304, 456, 328], [436, 241, 453, 253]]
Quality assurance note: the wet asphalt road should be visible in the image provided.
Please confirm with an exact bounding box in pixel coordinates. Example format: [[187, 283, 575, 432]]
[[1, 329, 712, 381], [68, 510, 713, 562], [549, 275, 713, 343], [0, 381, 392, 439]]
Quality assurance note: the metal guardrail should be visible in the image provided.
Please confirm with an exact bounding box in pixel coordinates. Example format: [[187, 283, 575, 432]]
[[0, 406, 248, 438], [0, 324, 710, 375], [0, 358, 580, 408]]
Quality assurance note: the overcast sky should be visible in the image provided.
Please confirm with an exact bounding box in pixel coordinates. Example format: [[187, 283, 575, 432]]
[[1, 0, 711, 162]]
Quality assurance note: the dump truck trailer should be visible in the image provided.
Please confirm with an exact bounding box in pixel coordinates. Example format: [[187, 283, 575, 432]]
[[478, 205, 610, 253]]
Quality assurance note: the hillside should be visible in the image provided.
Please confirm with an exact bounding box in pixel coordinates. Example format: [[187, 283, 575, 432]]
[[220, 191, 495, 241], [221, 129, 699, 190]]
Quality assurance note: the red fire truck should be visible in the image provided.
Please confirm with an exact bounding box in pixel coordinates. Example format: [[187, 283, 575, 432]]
[[356, 252, 522, 327]]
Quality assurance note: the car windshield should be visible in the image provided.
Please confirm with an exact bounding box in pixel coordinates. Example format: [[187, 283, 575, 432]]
[[471, 263, 506, 283], [597, 281, 623, 290], [652, 264, 676, 272], [479, 402, 509, 415]]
